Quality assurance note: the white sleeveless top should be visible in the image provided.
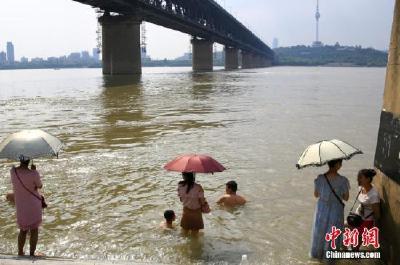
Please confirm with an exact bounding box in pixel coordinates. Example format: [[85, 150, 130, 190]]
[[356, 186, 380, 221]]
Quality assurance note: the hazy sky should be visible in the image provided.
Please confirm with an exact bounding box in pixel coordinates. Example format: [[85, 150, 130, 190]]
[[0, 0, 395, 60]]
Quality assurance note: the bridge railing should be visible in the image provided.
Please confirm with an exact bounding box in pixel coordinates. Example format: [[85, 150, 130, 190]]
[[137, 0, 273, 58], [74, 0, 273, 58]]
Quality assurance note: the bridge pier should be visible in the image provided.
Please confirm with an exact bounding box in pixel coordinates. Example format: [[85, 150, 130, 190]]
[[262, 57, 273, 67], [224, 47, 239, 70], [258, 56, 267, 68], [99, 14, 142, 75], [254, 55, 262, 68], [191, 38, 213, 71], [242, 52, 272, 69], [373, 0, 400, 263], [241, 51, 255, 69]]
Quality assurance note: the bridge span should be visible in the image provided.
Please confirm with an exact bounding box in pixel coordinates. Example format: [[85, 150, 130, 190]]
[[73, 0, 274, 74]]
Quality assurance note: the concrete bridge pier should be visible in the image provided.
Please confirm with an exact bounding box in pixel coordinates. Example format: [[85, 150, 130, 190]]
[[374, 0, 400, 263], [224, 47, 239, 70], [191, 38, 213, 71], [258, 56, 269, 68], [99, 14, 142, 75], [255, 55, 264, 68], [241, 51, 255, 69], [263, 57, 272, 67]]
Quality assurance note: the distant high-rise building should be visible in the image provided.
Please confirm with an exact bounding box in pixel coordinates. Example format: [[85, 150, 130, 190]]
[[6, 42, 15, 63], [81, 51, 90, 62], [68, 52, 81, 62], [20, 57, 29, 63], [92, 48, 100, 61], [312, 0, 323, 47], [272, 38, 279, 49], [0, 51, 6, 65], [141, 22, 149, 61], [31, 57, 44, 63]]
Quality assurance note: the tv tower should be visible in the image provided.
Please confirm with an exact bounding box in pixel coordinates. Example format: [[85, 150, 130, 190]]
[[312, 0, 323, 47], [315, 0, 320, 42]]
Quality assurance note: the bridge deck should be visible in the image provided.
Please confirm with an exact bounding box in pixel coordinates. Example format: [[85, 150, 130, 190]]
[[73, 0, 273, 59]]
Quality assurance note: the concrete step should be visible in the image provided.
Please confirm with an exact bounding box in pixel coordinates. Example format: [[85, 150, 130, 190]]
[[0, 255, 165, 265]]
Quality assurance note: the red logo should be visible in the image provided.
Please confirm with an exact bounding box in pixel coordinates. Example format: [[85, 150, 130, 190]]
[[362, 227, 380, 248], [343, 228, 359, 248], [325, 226, 380, 249], [325, 226, 342, 249]]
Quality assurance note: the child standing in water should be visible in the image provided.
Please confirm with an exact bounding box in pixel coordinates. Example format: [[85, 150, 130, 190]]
[[217, 181, 246, 207]]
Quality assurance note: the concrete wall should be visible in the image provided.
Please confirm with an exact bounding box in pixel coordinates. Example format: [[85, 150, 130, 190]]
[[374, 0, 400, 264]]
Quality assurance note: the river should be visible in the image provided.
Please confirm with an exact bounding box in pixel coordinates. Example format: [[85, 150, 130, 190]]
[[0, 66, 385, 264]]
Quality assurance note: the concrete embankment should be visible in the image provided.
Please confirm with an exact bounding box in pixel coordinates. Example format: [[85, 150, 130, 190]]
[[0, 255, 164, 265]]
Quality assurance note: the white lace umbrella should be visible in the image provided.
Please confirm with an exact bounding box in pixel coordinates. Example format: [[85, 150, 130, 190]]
[[0, 129, 62, 161], [296, 139, 362, 169]]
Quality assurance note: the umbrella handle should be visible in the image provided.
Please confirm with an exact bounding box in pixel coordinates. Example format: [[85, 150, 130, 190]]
[[30, 159, 36, 170]]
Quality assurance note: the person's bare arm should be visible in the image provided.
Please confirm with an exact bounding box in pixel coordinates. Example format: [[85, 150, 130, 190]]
[[217, 196, 225, 204], [238, 195, 246, 205], [372, 203, 380, 220], [314, 190, 319, 198], [198, 186, 206, 205], [343, 191, 349, 202], [199, 197, 206, 205]]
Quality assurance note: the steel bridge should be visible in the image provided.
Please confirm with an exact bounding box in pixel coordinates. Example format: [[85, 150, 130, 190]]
[[73, 0, 274, 74]]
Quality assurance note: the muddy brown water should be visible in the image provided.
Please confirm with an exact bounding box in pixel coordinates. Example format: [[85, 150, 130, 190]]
[[0, 67, 385, 264]]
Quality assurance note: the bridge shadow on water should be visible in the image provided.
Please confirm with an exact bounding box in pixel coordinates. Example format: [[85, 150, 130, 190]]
[[98, 73, 225, 151], [100, 75, 150, 149]]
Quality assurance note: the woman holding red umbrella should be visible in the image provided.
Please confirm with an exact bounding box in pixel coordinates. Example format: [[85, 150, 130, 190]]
[[164, 154, 225, 236], [178, 172, 208, 236]]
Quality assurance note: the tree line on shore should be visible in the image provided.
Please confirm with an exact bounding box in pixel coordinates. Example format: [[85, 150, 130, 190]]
[[273, 44, 388, 67]]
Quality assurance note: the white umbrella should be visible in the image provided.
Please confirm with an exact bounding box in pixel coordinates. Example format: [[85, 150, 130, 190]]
[[0, 129, 63, 161], [296, 139, 362, 169]]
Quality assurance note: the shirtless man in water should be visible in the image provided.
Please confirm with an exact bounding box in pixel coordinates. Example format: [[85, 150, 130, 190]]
[[217, 181, 246, 207]]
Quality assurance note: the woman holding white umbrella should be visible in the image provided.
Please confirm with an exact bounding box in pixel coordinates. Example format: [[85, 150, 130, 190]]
[[0, 129, 62, 257], [297, 139, 362, 260], [11, 157, 44, 257], [310, 158, 350, 259]]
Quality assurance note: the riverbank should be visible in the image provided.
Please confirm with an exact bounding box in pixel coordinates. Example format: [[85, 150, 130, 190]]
[[274, 45, 388, 67], [0, 255, 164, 265]]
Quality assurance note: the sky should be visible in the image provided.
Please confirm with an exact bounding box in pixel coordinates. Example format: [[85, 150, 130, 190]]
[[0, 0, 395, 60]]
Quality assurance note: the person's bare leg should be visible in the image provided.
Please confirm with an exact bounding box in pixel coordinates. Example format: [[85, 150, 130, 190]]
[[6, 192, 15, 204], [18, 229, 27, 256], [29, 229, 38, 256], [191, 229, 199, 237], [181, 229, 189, 236]]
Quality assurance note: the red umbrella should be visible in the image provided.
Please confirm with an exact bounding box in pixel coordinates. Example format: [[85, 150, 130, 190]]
[[164, 154, 226, 173]]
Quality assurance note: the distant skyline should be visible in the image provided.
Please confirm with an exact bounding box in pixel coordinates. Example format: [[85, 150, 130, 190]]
[[0, 0, 395, 60]]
